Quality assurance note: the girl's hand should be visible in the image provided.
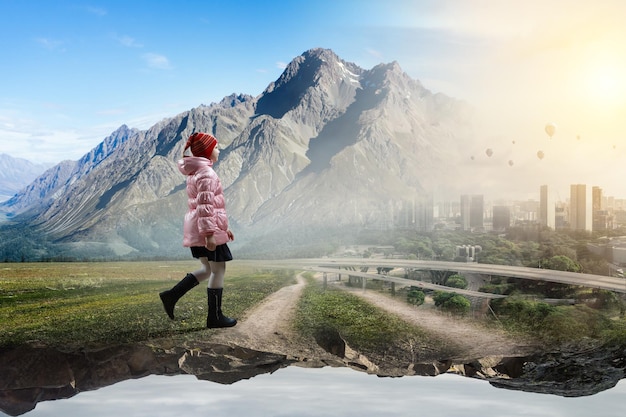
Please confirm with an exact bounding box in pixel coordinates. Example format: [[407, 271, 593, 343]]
[[227, 229, 235, 241], [205, 235, 217, 251]]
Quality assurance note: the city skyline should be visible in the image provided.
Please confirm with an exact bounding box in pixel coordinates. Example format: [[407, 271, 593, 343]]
[[404, 182, 626, 233], [435, 183, 626, 211]]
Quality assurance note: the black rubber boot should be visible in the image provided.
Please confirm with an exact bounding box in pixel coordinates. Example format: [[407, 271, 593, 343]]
[[207, 288, 237, 328], [159, 273, 199, 320]]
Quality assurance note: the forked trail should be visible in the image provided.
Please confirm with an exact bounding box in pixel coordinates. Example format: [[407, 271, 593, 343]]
[[211, 271, 535, 360]]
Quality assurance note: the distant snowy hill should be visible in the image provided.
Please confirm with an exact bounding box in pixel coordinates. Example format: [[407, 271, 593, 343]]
[[0, 154, 52, 202]]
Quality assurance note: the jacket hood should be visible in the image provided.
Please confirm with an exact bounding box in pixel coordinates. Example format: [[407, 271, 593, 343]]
[[177, 156, 213, 176]]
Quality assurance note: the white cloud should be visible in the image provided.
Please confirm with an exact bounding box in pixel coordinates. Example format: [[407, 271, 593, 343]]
[[115, 34, 143, 48], [0, 106, 115, 164], [27, 368, 626, 417], [96, 108, 127, 116], [35, 37, 64, 51], [85, 6, 107, 16], [142, 53, 172, 70], [276, 61, 288, 69], [0, 127, 101, 163], [366, 48, 383, 60]]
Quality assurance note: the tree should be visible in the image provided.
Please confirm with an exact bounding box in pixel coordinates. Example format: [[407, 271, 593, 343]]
[[433, 291, 454, 307], [445, 274, 468, 289], [433, 291, 470, 315], [430, 270, 454, 285], [432, 237, 456, 261], [444, 295, 471, 315], [540, 255, 581, 272]]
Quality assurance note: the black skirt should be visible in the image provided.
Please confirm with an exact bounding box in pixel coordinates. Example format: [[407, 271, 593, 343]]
[[190, 244, 233, 262]]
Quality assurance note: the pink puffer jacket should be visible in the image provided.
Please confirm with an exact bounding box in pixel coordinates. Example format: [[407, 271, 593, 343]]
[[178, 156, 230, 247]]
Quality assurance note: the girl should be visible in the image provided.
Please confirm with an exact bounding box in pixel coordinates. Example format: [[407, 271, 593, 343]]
[[159, 132, 236, 328]]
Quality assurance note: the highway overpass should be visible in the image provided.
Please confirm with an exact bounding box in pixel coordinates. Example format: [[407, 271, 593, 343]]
[[257, 258, 626, 294]]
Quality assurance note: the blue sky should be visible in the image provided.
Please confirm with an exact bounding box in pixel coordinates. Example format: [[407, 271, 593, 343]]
[[3, 0, 446, 163], [1, 0, 626, 197]]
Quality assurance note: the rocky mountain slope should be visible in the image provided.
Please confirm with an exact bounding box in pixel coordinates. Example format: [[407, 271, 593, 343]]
[[0, 48, 474, 260]]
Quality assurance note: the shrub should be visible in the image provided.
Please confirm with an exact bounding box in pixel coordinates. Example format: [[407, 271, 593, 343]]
[[445, 274, 468, 289], [540, 305, 612, 343], [433, 291, 470, 315], [443, 295, 471, 315], [490, 296, 619, 344], [407, 287, 425, 306], [433, 291, 454, 307]]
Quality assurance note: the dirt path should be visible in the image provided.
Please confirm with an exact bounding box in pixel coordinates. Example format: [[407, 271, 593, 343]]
[[210, 273, 328, 358], [211, 272, 536, 361], [340, 285, 536, 360]]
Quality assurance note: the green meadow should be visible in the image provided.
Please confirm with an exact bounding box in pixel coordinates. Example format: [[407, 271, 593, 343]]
[[0, 261, 295, 350], [3, 261, 625, 354]]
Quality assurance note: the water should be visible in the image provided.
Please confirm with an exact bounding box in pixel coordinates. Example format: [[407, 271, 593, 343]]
[[15, 366, 626, 417]]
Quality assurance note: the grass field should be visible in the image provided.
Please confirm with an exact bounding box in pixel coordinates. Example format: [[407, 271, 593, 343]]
[[0, 261, 295, 349], [3, 261, 625, 354]]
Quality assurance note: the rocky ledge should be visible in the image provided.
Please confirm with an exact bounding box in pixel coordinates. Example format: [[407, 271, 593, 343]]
[[0, 338, 624, 416]]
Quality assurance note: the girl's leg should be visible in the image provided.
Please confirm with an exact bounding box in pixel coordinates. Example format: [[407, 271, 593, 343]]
[[191, 257, 212, 283], [206, 261, 236, 328], [160, 258, 210, 319], [207, 261, 226, 288]]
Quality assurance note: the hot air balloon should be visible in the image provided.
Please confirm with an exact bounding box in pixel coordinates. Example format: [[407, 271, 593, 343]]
[[485, 148, 493, 157], [545, 123, 556, 138], [508, 160, 514, 166], [537, 150, 544, 160], [470, 156, 475, 160]]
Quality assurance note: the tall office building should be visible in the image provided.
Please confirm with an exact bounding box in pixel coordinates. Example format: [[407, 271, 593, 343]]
[[415, 195, 434, 231], [492, 206, 511, 231], [396, 196, 434, 231], [592, 186, 602, 211], [570, 184, 592, 232], [539, 185, 555, 229], [592, 186, 602, 231], [592, 186, 613, 231], [555, 204, 567, 230], [460, 194, 484, 231]]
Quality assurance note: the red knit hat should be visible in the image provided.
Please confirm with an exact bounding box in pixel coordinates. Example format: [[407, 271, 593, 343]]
[[185, 132, 218, 159]]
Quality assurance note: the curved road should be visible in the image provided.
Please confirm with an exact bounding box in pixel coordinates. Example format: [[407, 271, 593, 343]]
[[256, 258, 626, 294]]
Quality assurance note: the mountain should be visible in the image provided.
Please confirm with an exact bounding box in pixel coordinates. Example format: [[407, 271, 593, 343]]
[[1, 125, 138, 217], [0, 155, 52, 203], [0, 48, 474, 261]]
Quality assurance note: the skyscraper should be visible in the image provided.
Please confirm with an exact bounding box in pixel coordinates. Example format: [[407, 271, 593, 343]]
[[396, 195, 434, 231], [460, 194, 484, 231], [592, 186, 613, 231], [570, 184, 592, 232], [539, 185, 555, 229], [592, 186, 602, 231], [492, 206, 511, 231]]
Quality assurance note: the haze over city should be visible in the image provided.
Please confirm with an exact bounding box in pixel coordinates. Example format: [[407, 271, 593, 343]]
[[1, 0, 625, 200]]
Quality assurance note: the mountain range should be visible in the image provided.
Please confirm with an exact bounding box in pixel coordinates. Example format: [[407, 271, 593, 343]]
[[0, 154, 51, 203], [0, 48, 474, 261]]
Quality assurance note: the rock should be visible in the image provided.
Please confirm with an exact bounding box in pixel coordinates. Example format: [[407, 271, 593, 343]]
[[489, 345, 626, 396], [178, 343, 291, 384], [0, 340, 624, 415]]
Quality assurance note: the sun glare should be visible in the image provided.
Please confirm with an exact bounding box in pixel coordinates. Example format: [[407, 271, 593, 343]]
[[586, 65, 626, 106], [578, 41, 626, 112]]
